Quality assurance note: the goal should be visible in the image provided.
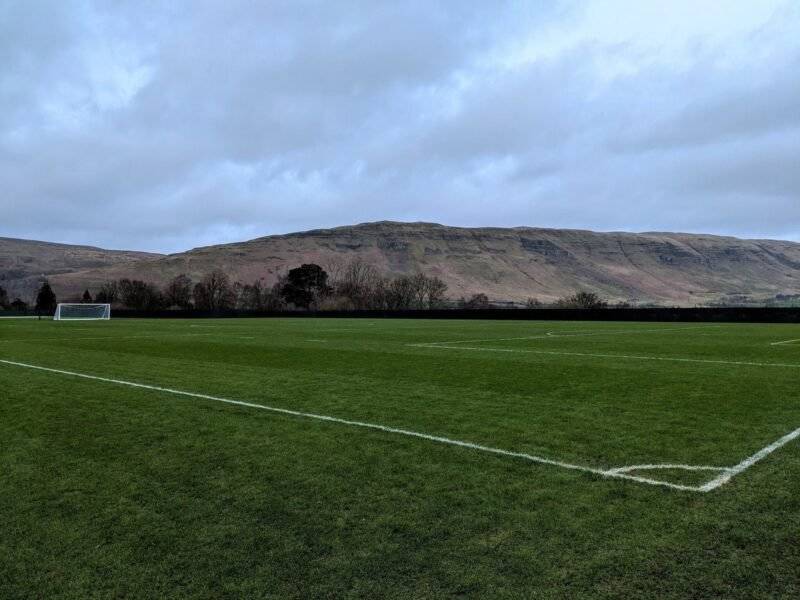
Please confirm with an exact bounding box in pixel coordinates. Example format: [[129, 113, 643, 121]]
[[53, 303, 111, 321]]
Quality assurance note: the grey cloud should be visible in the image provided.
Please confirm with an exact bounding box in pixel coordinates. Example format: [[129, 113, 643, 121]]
[[0, 0, 798, 253], [611, 53, 800, 153]]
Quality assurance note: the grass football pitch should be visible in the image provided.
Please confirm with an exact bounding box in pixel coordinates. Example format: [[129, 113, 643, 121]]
[[2, 317, 800, 598]]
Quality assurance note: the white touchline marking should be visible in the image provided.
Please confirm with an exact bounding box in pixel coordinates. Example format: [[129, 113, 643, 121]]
[[699, 427, 800, 491], [410, 345, 800, 369], [0, 357, 731, 493], [771, 339, 800, 346]]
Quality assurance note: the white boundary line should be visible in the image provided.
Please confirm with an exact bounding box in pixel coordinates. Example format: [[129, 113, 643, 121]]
[[698, 427, 800, 491], [2, 358, 798, 493], [0, 358, 698, 492], [607, 464, 730, 475], [771, 339, 800, 346]]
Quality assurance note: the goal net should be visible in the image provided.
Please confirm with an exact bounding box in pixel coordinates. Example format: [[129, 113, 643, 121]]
[[53, 303, 111, 321]]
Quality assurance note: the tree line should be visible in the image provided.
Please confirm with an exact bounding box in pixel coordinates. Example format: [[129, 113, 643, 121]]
[[1, 262, 611, 314], [0, 281, 58, 313], [64, 259, 450, 312]]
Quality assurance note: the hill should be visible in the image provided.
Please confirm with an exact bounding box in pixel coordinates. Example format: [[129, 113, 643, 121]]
[[3, 222, 800, 305], [0, 237, 159, 303]]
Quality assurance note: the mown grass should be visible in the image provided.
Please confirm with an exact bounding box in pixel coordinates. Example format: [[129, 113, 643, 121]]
[[1, 317, 799, 598]]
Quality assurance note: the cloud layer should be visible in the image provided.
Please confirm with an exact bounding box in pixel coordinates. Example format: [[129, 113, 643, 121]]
[[2, 0, 798, 252]]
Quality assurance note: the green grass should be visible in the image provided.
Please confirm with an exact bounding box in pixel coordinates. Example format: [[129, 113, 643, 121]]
[[1, 317, 800, 598]]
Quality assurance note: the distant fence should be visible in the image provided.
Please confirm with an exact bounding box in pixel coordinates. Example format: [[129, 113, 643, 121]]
[[109, 307, 800, 323], [0, 310, 43, 318]]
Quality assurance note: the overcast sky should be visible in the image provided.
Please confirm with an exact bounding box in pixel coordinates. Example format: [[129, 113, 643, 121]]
[[2, 1, 798, 253]]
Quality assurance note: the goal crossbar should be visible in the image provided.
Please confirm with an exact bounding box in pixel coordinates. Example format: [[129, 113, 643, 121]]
[[54, 304, 111, 321]]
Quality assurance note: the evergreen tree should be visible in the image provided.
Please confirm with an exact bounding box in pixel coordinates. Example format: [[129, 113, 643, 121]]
[[35, 281, 57, 314], [279, 264, 331, 308]]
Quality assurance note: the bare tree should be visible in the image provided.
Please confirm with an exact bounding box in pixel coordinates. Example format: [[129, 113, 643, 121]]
[[555, 291, 607, 309], [118, 279, 163, 310], [95, 281, 119, 304], [324, 262, 449, 310], [193, 270, 235, 311], [236, 280, 267, 310], [525, 298, 542, 308], [368, 277, 390, 310], [337, 258, 381, 309], [321, 256, 347, 289], [425, 276, 448, 308], [409, 273, 428, 309], [386, 275, 416, 309], [165, 274, 193, 309], [463, 293, 490, 309], [264, 280, 286, 310]]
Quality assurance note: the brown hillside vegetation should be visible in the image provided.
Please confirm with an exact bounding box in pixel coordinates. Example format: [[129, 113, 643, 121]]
[[0, 237, 159, 302], [3, 222, 800, 305]]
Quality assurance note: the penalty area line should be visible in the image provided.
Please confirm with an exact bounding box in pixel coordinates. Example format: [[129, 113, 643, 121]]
[[414, 325, 726, 347], [1, 358, 712, 493], [409, 344, 800, 369]]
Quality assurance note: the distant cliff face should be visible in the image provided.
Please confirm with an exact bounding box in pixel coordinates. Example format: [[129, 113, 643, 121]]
[[3, 222, 800, 305]]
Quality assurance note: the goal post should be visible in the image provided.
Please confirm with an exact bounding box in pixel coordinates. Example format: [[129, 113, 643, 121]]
[[53, 303, 111, 321]]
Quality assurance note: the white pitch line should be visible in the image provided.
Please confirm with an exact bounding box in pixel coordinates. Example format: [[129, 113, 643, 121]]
[[608, 464, 731, 475], [699, 427, 800, 491], [416, 325, 725, 347], [0, 358, 709, 493], [411, 345, 800, 369], [771, 339, 800, 346]]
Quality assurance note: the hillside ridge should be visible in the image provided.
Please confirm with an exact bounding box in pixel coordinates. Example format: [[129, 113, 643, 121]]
[[2, 221, 800, 305]]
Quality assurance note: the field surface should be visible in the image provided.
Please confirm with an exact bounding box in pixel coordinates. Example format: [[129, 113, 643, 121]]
[[1, 317, 799, 598]]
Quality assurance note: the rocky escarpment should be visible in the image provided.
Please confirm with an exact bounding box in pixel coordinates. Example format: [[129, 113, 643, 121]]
[[2, 222, 800, 305]]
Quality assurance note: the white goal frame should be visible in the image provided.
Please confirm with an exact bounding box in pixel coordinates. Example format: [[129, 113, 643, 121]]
[[53, 303, 111, 321]]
